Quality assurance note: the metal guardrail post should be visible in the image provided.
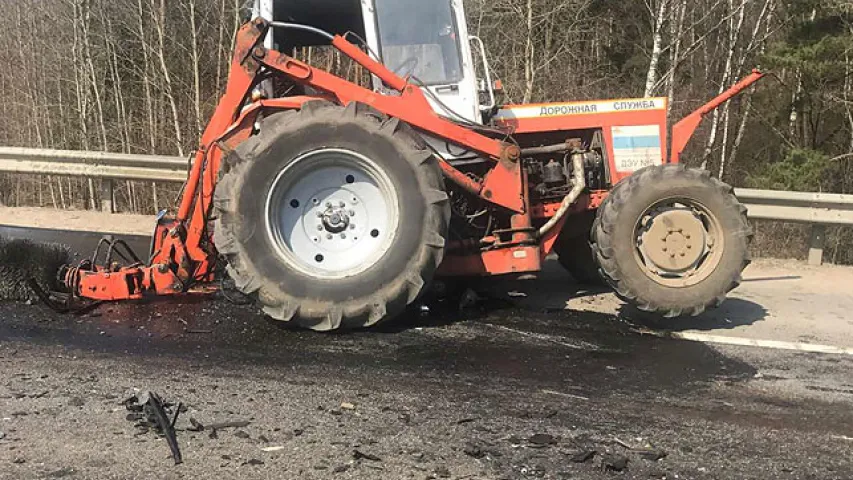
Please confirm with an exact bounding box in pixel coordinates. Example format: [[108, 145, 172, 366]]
[[100, 179, 115, 213], [808, 225, 826, 266]]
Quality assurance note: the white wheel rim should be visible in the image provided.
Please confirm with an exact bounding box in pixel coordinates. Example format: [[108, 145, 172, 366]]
[[264, 148, 400, 279]]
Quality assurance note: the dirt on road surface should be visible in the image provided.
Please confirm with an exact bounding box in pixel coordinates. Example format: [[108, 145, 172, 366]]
[[0, 223, 852, 479], [1, 279, 852, 479]]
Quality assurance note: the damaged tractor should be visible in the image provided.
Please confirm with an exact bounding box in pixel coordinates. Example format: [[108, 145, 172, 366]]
[[51, 0, 764, 330]]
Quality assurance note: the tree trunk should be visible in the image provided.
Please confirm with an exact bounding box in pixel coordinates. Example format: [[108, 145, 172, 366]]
[[644, 0, 669, 97]]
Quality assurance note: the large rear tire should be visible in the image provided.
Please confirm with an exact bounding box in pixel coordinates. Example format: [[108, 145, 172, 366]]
[[591, 165, 752, 317], [213, 101, 450, 330]]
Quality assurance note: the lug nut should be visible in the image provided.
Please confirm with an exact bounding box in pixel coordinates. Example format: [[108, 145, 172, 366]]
[[316, 211, 323, 218], [339, 201, 346, 208], [317, 225, 323, 231], [680, 252, 686, 257], [341, 233, 347, 239], [662, 247, 668, 252], [325, 202, 332, 208], [350, 224, 356, 230], [326, 234, 333, 240]]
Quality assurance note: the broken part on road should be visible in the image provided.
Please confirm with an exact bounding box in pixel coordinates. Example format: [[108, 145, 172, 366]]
[[124, 391, 183, 465], [24, 3, 765, 330]]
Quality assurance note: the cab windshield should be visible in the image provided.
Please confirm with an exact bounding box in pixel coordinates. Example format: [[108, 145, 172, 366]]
[[374, 0, 463, 86]]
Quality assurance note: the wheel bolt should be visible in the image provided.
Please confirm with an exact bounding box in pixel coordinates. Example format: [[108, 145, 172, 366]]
[[325, 202, 332, 208], [339, 201, 346, 208], [662, 247, 668, 252], [341, 233, 347, 239], [350, 224, 356, 230], [326, 234, 333, 240], [349, 210, 355, 216], [670, 253, 676, 258], [316, 211, 323, 218], [680, 252, 686, 257], [687, 244, 692, 249], [317, 225, 323, 231]]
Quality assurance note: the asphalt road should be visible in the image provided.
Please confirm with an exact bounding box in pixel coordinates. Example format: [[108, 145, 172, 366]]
[[0, 228, 852, 479]]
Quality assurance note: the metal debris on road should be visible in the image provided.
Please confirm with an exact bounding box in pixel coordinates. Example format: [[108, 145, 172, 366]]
[[123, 391, 183, 465]]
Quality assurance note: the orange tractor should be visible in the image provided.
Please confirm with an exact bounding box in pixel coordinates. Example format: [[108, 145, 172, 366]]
[[55, 1, 763, 330]]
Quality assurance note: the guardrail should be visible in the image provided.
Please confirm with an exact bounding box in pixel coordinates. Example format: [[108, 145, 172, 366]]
[[0, 147, 188, 213], [1, 147, 851, 265], [736, 189, 853, 265]]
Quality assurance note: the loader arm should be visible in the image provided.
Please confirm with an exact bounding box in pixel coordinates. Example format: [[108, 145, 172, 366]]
[[670, 70, 765, 164], [61, 18, 531, 302]]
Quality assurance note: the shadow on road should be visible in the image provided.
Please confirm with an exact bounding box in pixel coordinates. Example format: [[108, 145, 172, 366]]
[[617, 297, 769, 332]]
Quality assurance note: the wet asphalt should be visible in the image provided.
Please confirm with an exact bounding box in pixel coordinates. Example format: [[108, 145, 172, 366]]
[[0, 228, 851, 479]]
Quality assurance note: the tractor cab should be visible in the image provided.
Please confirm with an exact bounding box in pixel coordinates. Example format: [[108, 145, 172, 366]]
[[254, 0, 492, 124]]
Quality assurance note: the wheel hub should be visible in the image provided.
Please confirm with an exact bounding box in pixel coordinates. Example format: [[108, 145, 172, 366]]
[[634, 199, 723, 287], [641, 209, 707, 272], [321, 207, 350, 233], [264, 148, 399, 279]]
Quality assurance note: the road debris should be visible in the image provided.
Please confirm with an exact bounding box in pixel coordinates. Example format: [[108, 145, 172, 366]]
[[540, 389, 590, 401], [636, 448, 668, 461], [243, 458, 264, 466], [570, 449, 597, 463], [261, 446, 285, 452], [528, 433, 558, 447], [353, 449, 381, 461], [123, 391, 183, 465], [601, 453, 629, 472], [0, 431, 5, 440], [340, 401, 356, 410]]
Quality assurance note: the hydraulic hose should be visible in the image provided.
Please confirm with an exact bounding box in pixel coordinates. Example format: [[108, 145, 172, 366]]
[[537, 153, 586, 238]]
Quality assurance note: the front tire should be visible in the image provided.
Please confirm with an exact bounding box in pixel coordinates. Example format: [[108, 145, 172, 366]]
[[591, 165, 752, 317], [553, 211, 605, 286], [213, 101, 450, 331]]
